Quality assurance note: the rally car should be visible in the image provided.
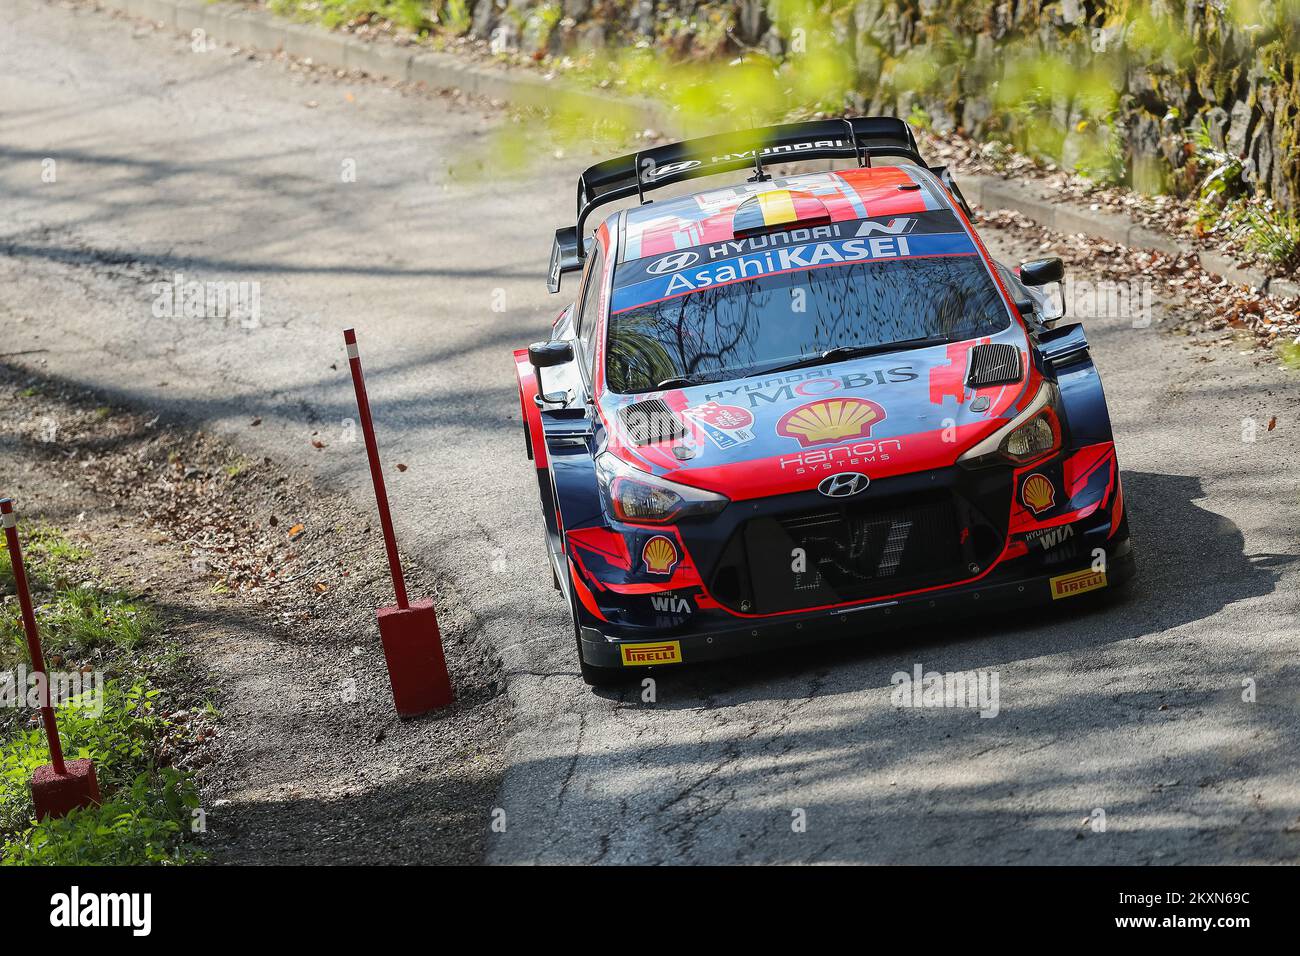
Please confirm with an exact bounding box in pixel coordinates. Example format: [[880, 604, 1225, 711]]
[[514, 117, 1133, 685]]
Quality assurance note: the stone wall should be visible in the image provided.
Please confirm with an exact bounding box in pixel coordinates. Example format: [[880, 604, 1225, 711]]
[[463, 0, 1299, 209]]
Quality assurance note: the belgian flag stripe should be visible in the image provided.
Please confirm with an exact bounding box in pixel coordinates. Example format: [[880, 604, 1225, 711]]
[[756, 189, 798, 225]]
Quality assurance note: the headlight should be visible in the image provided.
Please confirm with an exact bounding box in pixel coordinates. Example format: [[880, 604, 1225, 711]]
[[1003, 414, 1057, 461], [958, 382, 1062, 467], [595, 453, 729, 524]]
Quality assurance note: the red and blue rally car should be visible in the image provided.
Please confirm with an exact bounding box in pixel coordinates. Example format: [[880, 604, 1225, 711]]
[[515, 117, 1134, 685]]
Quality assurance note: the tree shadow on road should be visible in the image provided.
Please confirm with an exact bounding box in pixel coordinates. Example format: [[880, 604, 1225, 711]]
[[483, 469, 1299, 864], [633, 470, 1288, 704]]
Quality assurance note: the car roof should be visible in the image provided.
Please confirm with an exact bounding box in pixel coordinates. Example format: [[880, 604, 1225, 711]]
[[614, 164, 956, 263]]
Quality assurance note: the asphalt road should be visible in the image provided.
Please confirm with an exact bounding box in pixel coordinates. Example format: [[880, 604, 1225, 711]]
[[4, 0, 1299, 864]]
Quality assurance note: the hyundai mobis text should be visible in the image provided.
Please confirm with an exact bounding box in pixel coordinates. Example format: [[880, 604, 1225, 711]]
[[515, 117, 1133, 685]]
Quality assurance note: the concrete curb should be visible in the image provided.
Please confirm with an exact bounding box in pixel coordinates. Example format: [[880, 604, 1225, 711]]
[[104, 0, 657, 117], [963, 174, 1297, 297], [88, 0, 1300, 299]]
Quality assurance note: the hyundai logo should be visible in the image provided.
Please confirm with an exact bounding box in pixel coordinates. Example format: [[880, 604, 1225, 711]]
[[645, 251, 700, 275], [818, 472, 870, 498]]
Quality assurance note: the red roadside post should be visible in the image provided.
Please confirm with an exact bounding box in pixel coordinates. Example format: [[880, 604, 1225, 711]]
[[343, 329, 453, 716], [1, 498, 101, 819]]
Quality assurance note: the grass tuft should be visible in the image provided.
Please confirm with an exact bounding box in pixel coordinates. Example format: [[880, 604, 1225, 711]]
[[1231, 202, 1300, 267], [0, 521, 204, 865], [267, 0, 432, 33]]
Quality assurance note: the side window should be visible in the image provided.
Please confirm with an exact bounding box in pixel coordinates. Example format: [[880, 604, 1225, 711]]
[[576, 245, 605, 370]]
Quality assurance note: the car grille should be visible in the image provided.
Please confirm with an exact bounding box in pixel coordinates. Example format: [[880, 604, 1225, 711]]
[[717, 492, 979, 614]]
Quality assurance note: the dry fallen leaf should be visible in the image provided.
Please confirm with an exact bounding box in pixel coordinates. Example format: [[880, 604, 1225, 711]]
[[1267, 416, 1277, 431], [311, 440, 326, 449], [395, 463, 408, 472]]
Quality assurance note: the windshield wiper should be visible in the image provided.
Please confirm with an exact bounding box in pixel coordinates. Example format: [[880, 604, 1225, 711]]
[[649, 335, 950, 391], [654, 376, 700, 390], [753, 336, 952, 377]]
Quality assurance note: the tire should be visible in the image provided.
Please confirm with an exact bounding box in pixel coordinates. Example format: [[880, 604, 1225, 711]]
[[1099, 548, 1137, 605], [580, 657, 627, 687], [564, 567, 628, 687]]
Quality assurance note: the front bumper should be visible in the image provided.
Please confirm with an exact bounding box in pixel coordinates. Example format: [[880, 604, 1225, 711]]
[[578, 537, 1134, 669]]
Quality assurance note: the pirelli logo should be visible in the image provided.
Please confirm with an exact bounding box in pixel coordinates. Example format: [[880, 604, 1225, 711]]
[[1050, 568, 1108, 600], [620, 640, 683, 666]]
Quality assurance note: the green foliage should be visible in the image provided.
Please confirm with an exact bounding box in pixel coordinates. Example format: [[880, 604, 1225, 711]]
[[466, 0, 859, 178], [1277, 339, 1300, 369], [0, 513, 204, 866], [990, 43, 1123, 174], [1190, 118, 1248, 228], [2, 524, 155, 668], [907, 104, 933, 131], [1229, 201, 1300, 265], [0, 682, 169, 836], [267, 0, 430, 33], [439, 0, 470, 35], [1073, 119, 1127, 186], [3, 770, 202, 866], [3, 529, 154, 688], [1185, 117, 1298, 263], [2, 585, 156, 667], [223, 457, 252, 479], [37, 588, 153, 653], [0, 681, 202, 864], [0, 524, 88, 592], [244, 0, 1300, 210], [1118, 1, 1198, 66]]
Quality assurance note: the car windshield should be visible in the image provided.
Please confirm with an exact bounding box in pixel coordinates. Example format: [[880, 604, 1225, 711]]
[[606, 255, 1010, 394]]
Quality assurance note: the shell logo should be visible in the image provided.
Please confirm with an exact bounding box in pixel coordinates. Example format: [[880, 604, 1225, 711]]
[[776, 398, 886, 448], [642, 535, 679, 575], [1021, 473, 1056, 515]]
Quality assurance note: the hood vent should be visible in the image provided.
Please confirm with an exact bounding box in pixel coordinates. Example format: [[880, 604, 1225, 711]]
[[619, 399, 687, 446], [966, 343, 1022, 388]]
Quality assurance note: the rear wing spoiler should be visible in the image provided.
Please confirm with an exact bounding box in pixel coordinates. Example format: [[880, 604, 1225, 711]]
[[548, 116, 971, 293]]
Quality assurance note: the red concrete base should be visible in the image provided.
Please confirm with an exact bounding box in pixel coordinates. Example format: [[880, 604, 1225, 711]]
[[31, 759, 101, 820], [377, 598, 454, 717]]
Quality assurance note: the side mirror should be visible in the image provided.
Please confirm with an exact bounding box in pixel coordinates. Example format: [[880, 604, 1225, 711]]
[[1019, 257, 1066, 323], [528, 340, 574, 405], [528, 340, 573, 368], [1020, 257, 1064, 286], [547, 227, 582, 294]]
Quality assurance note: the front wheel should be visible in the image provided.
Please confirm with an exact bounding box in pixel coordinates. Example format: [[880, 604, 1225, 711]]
[[564, 567, 627, 687], [580, 657, 626, 687]]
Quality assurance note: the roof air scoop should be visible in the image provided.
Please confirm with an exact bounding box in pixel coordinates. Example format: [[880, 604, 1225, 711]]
[[732, 191, 831, 239]]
